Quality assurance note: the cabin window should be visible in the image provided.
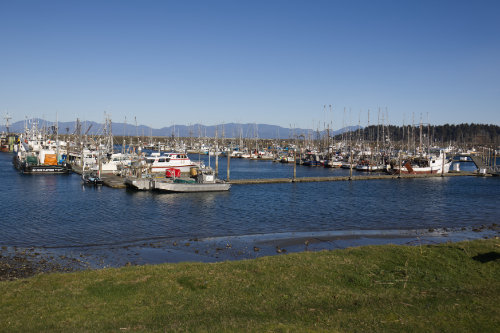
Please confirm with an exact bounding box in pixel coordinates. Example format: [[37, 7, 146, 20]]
[[146, 159, 154, 164], [159, 158, 166, 163]]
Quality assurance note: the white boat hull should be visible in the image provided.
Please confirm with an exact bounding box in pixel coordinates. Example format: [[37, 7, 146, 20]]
[[154, 180, 230, 192]]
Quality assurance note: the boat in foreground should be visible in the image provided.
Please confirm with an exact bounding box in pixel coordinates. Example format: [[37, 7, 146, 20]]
[[155, 167, 230, 193], [126, 166, 230, 193], [82, 172, 103, 185]]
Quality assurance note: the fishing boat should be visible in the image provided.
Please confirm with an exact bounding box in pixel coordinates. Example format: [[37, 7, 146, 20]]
[[0, 133, 16, 152], [13, 146, 70, 174], [355, 159, 384, 172], [324, 155, 343, 168], [13, 118, 70, 174], [390, 151, 452, 174], [153, 167, 230, 193], [91, 153, 132, 174], [144, 152, 198, 173], [302, 152, 324, 167]]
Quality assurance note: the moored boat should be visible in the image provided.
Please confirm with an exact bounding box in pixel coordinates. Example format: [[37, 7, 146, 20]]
[[13, 148, 70, 174], [390, 151, 452, 174], [154, 167, 230, 193], [145, 152, 198, 173], [82, 172, 103, 185]]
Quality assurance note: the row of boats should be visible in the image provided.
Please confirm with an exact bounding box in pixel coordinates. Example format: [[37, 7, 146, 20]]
[[10, 130, 232, 192], [7, 123, 455, 194], [265, 150, 452, 175]]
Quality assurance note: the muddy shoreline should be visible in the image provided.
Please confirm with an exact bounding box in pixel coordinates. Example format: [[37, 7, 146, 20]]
[[1, 224, 498, 281]]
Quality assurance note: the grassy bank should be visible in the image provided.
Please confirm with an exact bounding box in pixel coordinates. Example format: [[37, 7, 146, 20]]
[[1, 239, 499, 332]]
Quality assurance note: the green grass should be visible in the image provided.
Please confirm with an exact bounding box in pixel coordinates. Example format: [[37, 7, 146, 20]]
[[1, 239, 499, 332]]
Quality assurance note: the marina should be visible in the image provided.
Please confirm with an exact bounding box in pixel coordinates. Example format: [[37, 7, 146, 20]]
[[1, 117, 499, 269], [0, 146, 498, 269]]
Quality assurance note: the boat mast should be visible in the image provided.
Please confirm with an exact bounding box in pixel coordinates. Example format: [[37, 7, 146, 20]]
[[3, 113, 11, 134], [56, 113, 59, 163]]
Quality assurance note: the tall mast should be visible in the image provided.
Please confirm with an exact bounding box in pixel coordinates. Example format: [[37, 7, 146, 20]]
[[419, 113, 423, 155], [4, 113, 11, 133]]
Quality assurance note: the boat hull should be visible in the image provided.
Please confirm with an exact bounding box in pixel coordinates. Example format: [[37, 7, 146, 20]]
[[20, 164, 70, 174], [392, 162, 452, 175], [154, 180, 231, 193], [13, 156, 70, 174], [356, 165, 384, 172]]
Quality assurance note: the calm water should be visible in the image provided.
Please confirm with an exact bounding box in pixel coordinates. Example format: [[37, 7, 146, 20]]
[[1, 152, 499, 254]]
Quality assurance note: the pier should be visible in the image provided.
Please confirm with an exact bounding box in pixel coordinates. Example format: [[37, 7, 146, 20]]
[[70, 163, 482, 189], [77, 170, 481, 189], [456, 148, 498, 176], [229, 172, 479, 185]]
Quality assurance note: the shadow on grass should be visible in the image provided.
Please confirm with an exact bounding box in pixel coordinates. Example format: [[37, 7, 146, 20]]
[[472, 252, 500, 263]]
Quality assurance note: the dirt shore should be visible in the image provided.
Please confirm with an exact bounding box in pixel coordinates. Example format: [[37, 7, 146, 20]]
[[1, 224, 498, 281]]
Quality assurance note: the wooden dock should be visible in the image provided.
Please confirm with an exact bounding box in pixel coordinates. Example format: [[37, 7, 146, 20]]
[[101, 172, 480, 188], [68, 162, 481, 189], [70, 164, 128, 189], [101, 174, 127, 188], [228, 172, 479, 185], [470, 155, 488, 170]]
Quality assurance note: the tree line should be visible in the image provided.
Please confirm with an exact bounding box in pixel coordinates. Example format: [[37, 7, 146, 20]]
[[335, 123, 499, 147]]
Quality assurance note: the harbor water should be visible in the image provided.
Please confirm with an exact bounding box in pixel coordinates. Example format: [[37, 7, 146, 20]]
[[0, 152, 498, 267]]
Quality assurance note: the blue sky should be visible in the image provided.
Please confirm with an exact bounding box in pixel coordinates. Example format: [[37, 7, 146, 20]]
[[1, 0, 499, 129]]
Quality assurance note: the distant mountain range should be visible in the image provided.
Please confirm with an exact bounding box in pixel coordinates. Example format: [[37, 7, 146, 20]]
[[0, 119, 359, 139]]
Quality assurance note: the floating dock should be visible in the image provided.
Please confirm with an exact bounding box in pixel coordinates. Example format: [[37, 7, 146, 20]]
[[228, 172, 479, 185], [70, 162, 482, 189]]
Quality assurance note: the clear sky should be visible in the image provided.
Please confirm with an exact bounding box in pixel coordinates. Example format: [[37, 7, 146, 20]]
[[1, 0, 499, 129]]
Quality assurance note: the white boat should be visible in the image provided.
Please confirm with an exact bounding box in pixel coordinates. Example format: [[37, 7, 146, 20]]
[[355, 160, 384, 172], [341, 161, 353, 169], [279, 156, 295, 163], [92, 153, 132, 174], [144, 152, 198, 173], [325, 156, 343, 168], [392, 151, 452, 174], [153, 168, 230, 193]]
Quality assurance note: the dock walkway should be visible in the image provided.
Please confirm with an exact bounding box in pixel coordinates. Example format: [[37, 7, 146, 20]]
[[69, 163, 480, 188], [70, 164, 128, 189], [470, 155, 488, 170], [229, 172, 478, 185]]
